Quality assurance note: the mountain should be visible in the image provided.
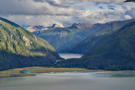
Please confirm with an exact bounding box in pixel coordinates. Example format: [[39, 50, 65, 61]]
[[0, 17, 61, 71], [68, 20, 135, 54], [68, 35, 105, 54], [34, 19, 134, 53], [33, 23, 95, 52], [57, 20, 135, 70], [64, 20, 135, 54]]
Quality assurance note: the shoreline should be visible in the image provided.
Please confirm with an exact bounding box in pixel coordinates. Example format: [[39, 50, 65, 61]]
[[0, 67, 135, 78], [0, 67, 88, 78]]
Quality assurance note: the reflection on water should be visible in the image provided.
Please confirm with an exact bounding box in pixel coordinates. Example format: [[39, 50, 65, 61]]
[[59, 53, 83, 59], [0, 72, 135, 90]]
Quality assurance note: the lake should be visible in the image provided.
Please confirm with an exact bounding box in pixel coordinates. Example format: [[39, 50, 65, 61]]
[[59, 53, 83, 59], [0, 72, 135, 90]]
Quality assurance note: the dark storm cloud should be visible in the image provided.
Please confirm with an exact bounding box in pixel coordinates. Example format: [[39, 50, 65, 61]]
[[0, 0, 72, 16]]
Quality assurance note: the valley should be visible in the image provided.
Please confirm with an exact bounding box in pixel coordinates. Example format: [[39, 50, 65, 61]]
[[1, 17, 135, 71], [1, 0, 135, 90], [0, 0, 135, 76], [32, 19, 134, 53]]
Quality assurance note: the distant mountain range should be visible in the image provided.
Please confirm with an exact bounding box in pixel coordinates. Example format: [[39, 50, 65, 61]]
[[57, 20, 135, 70], [32, 19, 135, 53], [22, 24, 63, 32], [0, 17, 61, 71]]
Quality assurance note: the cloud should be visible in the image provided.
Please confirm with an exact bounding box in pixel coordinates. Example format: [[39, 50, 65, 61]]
[[0, 0, 135, 26]]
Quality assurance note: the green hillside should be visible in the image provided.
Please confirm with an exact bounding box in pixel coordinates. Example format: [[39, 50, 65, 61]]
[[0, 17, 61, 71]]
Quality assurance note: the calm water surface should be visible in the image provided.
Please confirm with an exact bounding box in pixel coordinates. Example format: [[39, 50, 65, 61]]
[[0, 72, 135, 90], [59, 53, 83, 59]]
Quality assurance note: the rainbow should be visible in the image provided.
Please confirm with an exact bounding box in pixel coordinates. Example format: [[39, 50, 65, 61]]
[[23, 25, 36, 32], [26, 26, 36, 32]]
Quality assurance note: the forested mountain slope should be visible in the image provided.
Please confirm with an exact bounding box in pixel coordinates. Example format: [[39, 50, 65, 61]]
[[0, 17, 61, 71]]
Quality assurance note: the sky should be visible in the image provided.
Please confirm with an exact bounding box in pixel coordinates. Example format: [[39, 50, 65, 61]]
[[0, 0, 135, 26]]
